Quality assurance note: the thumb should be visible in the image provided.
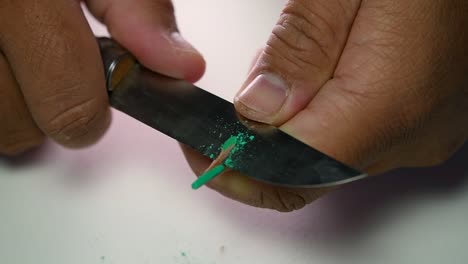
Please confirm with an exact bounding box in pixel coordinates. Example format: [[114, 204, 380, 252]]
[[234, 0, 360, 125], [85, 0, 205, 82]]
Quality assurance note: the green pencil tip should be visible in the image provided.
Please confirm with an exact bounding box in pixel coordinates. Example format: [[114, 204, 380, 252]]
[[222, 136, 237, 150]]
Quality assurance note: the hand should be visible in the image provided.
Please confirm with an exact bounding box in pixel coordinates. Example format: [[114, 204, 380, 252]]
[[182, 0, 468, 211], [0, 0, 204, 154]]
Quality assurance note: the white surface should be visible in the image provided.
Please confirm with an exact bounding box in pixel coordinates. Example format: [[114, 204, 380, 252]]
[[1, 1, 468, 264]]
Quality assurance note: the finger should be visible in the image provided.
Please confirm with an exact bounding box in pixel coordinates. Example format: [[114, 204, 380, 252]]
[[181, 144, 333, 212], [281, 0, 456, 170], [0, 52, 44, 155], [85, 0, 205, 82], [234, 0, 361, 125], [0, 1, 110, 148], [248, 48, 263, 72]]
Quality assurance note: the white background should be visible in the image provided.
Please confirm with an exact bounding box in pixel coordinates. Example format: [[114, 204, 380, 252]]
[[1, 1, 467, 263]]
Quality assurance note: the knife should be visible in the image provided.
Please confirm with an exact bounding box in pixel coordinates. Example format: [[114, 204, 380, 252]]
[[97, 37, 367, 188]]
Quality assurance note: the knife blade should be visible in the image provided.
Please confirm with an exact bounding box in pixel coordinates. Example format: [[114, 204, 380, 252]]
[[98, 37, 367, 187]]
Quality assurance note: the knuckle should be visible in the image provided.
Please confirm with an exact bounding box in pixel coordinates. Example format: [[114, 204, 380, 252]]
[[0, 132, 44, 156], [276, 189, 307, 212], [43, 97, 105, 145], [282, 1, 336, 51], [256, 189, 307, 212], [375, 113, 422, 156], [369, 100, 431, 162], [262, 0, 343, 77]]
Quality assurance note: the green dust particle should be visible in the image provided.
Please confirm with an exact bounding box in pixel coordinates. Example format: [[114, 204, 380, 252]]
[[223, 132, 254, 168], [181, 252, 187, 257], [222, 136, 238, 150], [100, 256, 106, 261], [202, 144, 216, 156], [191, 164, 226, 189], [224, 157, 234, 167], [209, 153, 215, 159]]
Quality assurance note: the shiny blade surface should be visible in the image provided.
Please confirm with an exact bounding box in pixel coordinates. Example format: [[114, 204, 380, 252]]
[[109, 65, 365, 187]]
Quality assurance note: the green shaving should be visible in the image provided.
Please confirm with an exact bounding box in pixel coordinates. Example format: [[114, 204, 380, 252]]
[[192, 132, 255, 189], [223, 132, 254, 168], [191, 164, 226, 190]]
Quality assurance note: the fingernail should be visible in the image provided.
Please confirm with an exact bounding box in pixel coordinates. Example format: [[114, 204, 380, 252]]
[[235, 74, 289, 122]]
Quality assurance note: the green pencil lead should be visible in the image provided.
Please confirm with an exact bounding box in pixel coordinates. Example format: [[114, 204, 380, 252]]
[[221, 136, 237, 150]]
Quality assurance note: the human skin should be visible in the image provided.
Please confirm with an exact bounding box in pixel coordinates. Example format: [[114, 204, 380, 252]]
[[0, 0, 205, 153], [182, 0, 468, 211], [1, 1, 467, 212]]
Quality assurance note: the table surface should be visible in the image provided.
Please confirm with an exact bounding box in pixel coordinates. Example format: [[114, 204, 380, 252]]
[[1, 1, 467, 264]]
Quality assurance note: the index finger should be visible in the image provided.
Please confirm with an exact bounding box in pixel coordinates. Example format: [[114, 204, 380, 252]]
[[0, 0, 109, 147]]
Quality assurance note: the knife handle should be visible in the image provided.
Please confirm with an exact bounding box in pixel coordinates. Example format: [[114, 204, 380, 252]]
[[96, 37, 207, 146], [97, 37, 137, 93]]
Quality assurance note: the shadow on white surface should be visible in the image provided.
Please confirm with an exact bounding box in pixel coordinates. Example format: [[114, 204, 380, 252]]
[[204, 143, 468, 243], [2, 115, 467, 247], [1, 110, 467, 264]]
